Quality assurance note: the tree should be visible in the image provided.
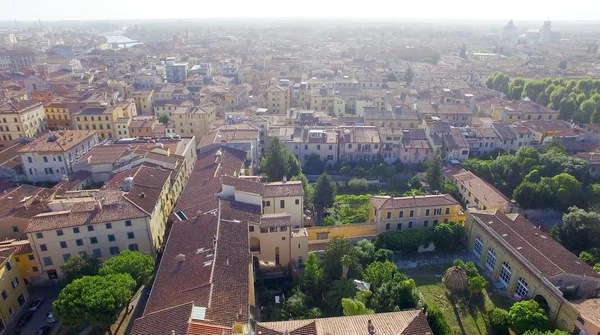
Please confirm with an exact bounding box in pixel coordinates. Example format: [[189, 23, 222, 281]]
[[53, 274, 136, 333], [387, 73, 398, 82], [326, 279, 357, 313], [363, 261, 403, 289], [303, 153, 325, 175], [282, 289, 308, 320], [426, 150, 443, 191], [291, 173, 313, 208], [488, 308, 511, 335], [405, 67, 415, 84], [342, 298, 374, 316], [371, 278, 417, 312], [374, 248, 394, 262], [441, 182, 458, 196], [433, 222, 465, 251], [320, 238, 359, 282], [453, 259, 479, 278], [355, 239, 375, 266], [509, 300, 548, 334], [459, 45, 467, 59], [303, 252, 322, 298], [402, 189, 426, 197], [260, 138, 301, 182], [313, 173, 337, 218], [558, 60, 567, 70], [579, 251, 596, 265], [99, 250, 155, 287], [555, 207, 600, 254], [468, 276, 487, 297], [347, 178, 368, 192], [60, 254, 101, 283], [443, 266, 468, 297], [307, 307, 322, 319], [158, 113, 169, 124], [426, 306, 453, 335]]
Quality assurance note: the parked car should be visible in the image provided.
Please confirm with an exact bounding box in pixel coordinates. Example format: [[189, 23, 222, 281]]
[[17, 311, 33, 327], [28, 298, 44, 312], [36, 326, 51, 335]]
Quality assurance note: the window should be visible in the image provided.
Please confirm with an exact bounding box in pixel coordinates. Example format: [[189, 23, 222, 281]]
[[127, 232, 135, 239], [10, 278, 18, 289], [32, 266, 39, 272], [73, 227, 80, 233], [43, 156, 48, 162], [1, 290, 6, 300], [5, 262, 11, 271], [499, 262, 512, 287], [425, 209, 430, 216], [409, 210, 414, 217], [445, 207, 450, 214], [433, 220, 438, 226], [109, 246, 120, 255], [280, 200, 285, 209], [125, 220, 132, 227], [473, 236, 483, 257], [396, 223, 402, 230], [280, 226, 288, 232], [295, 199, 300, 205], [90, 237, 98, 244], [269, 227, 278, 233], [12, 226, 18, 233], [60, 241, 67, 249], [62, 254, 71, 262], [93, 248, 102, 258], [249, 226, 254, 232], [515, 277, 529, 298], [105, 223, 112, 229], [385, 223, 390, 231], [28, 255, 34, 260], [27, 157, 32, 163], [58, 156, 62, 162], [76, 239, 83, 246], [57, 229, 64, 236], [386, 212, 391, 219], [15, 257, 19, 263], [399, 211, 404, 218], [43, 257, 53, 266], [129, 244, 139, 251], [485, 248, 497, 271], [408, 222, 413, 228], [8, 307, 13, 316], [40, 244, 47, 252], [424, 220, 429, 227], [434, 208, 442, 215], [35, 232, 43, 239], [87, 225, 94, 232]]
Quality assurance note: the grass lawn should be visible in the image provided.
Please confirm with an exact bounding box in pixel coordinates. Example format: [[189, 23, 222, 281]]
[[414, 273, 514, 335]]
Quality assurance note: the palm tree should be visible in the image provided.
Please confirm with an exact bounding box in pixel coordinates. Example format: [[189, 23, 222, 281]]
[[443, 266, 468, 297], [327, 279, 358, 312], [341, 254, 352, 279]]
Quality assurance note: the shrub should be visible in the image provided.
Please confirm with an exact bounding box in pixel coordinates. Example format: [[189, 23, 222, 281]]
[[375, 229, 435, 252], [348, 178, 369, 192], [453, 259, 479, 278], [579, 251, 595, 265], [432, 222, 465, 251], [509, 300, 548, 334], [488, 308, 511, 335], [426, 305, 453, 335]]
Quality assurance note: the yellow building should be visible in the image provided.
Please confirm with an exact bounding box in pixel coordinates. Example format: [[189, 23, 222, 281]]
[[248, 213, 308, 268], [0, 247, 30, 331], [173, 105, 216, 139], [130, 90, 155, 115], [44, 101, 72, 130], [496, 100, 559, 124], [309, 86, 346, 115], [266, 85, 291, 115], [369, 194, 464, 234], [0, 100, 47, 146], [74, 101, 137, 139], [0, 240, 41, 283], [465, 209, 600, 334]]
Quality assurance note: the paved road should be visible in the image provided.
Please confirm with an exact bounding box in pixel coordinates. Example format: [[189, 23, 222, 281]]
[[7, 284, 62, 335]]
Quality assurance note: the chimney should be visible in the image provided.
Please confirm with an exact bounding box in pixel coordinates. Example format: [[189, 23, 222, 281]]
[[282, 175, 287, 183]]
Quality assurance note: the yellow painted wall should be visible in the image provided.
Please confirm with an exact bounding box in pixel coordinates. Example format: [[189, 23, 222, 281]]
[[0, 254, 30, 329], [306, 223, 376, 242], [15, 251, 41, 281]]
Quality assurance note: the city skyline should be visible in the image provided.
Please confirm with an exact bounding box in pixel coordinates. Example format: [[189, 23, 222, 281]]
[[1, 0, 599, 21]]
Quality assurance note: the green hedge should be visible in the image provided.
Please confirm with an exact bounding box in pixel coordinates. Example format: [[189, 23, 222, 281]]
[[375, 229, 435, 252]]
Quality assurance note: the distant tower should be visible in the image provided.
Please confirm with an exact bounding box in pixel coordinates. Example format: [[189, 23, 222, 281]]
[[501, 20, 519, 41], [540, 21, 552, 43]]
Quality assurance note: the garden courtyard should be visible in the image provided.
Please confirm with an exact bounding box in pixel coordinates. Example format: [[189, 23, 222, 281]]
[[399, 252, 515, 335]]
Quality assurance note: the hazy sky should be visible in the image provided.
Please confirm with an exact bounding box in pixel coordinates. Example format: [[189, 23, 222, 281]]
[[1, 0, 598, 21]]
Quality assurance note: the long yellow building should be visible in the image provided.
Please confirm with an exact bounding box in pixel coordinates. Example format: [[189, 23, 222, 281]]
[[370, 194, 464, 234], [0, 246, 30, 331]]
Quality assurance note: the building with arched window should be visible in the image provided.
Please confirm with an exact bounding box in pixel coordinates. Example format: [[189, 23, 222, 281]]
[[465, 209, 600, 334]]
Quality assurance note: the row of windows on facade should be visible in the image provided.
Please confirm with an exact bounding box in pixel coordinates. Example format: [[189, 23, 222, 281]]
[[76, 116, 111, 122], [76, 123, 111, 130], [295, 144, 334, 151], [42, 244, 139, 267], [28, 167, 67, 176], [38, 232, 136, 251], [385, 207, 450, 219], [297, 154, 335, 161], [0, 291, 25, 320], [507, 114, 553, 120], [473, 236, 530, 298], [261, 199, 300, 208], [248, 225, 288, 234], [34, 221, 132, 239], [384, 219, 447, 231], [0, 120, 42, 132]]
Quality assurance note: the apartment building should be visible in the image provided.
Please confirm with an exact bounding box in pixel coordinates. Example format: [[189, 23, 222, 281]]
[[19, 130, 99, 183], [130, 90, 154, 115], [0, 49, 46, 71], [153, 99, 193, 118], [0, 185, 54, 241], [0, 247, 30, 331], [443, 128, 471, 161], [444, 168, 518, 213], [43, 100, 73, 130], [416, 102, 473, 127], [266, 85, 291, 115], [366, 105, 421, 129], [173, 105, 216, 138], [280, 127, 339, 167], [370, 194, 464, 234], [339, 126, 381, 162], [248, 213, 308, 268], [73, 100, 137, 139], [165, 59, 188, 83], [465, 209, 600, 335], [198, 125, 260, 163], [0, 239, 41, 282], [495, 100, 558, 124], [0, 101, 47, 145], [309, 86, 346, 115]]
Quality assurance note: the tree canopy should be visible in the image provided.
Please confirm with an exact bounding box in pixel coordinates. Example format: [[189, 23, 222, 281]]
[[53, 274, 136, 332], [260, 138, 301, 182], [313, 172, 337, 216], [60, 254, 101, 284], [509, 300, 548, 334], [303, 153, 325, 175], [426, 150, 443, 191], [99, 250, 155, 287]]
